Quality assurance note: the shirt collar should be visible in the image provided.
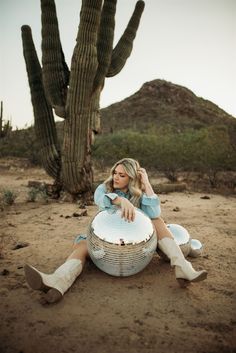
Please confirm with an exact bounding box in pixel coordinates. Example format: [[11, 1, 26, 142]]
[[115, 189, 130, 198]]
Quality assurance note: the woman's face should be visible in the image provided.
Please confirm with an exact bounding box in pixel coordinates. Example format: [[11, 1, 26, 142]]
[[113, 164, 130, 192]]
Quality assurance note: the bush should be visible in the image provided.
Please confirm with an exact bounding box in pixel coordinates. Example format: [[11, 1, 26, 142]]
[[0, 127, 41, 165], [189, 126, 236, 186], [1, 124, 235, 187], [27, 188, 39, 202], [1, 189, 17, 205], [92, 127, 236, 182]]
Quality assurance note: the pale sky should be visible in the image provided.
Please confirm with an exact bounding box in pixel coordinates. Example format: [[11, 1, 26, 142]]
[[0, 0, 235, 129]]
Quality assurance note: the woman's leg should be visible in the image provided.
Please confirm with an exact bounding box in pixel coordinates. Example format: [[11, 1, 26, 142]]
[[24, 239, 89, 303], [152, 217, 173, 240], [67, 239, 89, 264], [152, 217, 207, 286]]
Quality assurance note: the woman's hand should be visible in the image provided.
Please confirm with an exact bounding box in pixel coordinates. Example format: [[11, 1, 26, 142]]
[[112, 196, 135, 222], [120, 198, 135, 222], [138, 167, 149, 186], [138, 167, 155, 196]]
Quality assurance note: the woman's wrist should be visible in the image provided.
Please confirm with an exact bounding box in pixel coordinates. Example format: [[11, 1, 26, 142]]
[[143, 181, 155, 196], [112, 196, 122, 206]]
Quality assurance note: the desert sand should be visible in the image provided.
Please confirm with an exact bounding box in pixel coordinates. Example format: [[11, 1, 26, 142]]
[[0, 158, 235, 353]]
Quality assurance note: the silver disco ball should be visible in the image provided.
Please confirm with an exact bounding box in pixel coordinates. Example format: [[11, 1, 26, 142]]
[[166, 224, 204, 258], [166, 224, 191, 257], [189, 238, 204, 257], [87, 209, 157, 277]]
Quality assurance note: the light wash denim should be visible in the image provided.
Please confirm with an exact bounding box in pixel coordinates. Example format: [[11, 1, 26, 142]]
[[94, 183, 161, 219]]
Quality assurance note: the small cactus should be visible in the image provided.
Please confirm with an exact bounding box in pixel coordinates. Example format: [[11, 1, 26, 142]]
[[0, 101, 12, 139]]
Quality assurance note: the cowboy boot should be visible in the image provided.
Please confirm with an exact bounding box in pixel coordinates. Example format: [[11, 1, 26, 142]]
[[24, 258, 82, 302], [158, 237, 207, 286]]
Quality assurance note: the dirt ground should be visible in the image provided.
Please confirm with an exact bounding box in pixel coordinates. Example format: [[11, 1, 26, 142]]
[[0, 158, 235, 353]]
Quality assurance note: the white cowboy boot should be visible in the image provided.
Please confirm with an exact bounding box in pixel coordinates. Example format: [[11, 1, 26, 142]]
[[24, 259, 82, 302], [158, 237, 207, 286]]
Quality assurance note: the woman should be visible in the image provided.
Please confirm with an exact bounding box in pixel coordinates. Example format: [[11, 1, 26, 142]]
[[24, 158, 207, 303]]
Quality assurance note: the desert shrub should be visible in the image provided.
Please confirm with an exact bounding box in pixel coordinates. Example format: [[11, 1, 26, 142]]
[[92, 130, 157, 167], [92, 129, 195, 179], [27, 187, 39, 202], [0, 127, 41, 165], [1, 189, 17, 205], [92, 127, 236, 183], [189, 126, 236, 186], [39, 189, 49, 203], [1, 123, 235, 186]]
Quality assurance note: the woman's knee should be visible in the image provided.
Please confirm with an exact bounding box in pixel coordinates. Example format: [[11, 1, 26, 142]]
[[152, 217, 173, 239], [72, 240, 88, 253], [152, 217, 165, 227]]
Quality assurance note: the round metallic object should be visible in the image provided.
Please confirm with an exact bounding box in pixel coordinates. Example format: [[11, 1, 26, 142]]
[[167, 224, 191, 257], [189, 238, 203, 257], [87, 209, 157, 277]]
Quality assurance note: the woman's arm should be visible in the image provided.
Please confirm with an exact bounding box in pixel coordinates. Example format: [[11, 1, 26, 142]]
[[111, 196, 135, 222], [94, 183, 118, 209], [138, 168, 155, 196], [138, 168, 161, 219], [94, 184, 135, 222]]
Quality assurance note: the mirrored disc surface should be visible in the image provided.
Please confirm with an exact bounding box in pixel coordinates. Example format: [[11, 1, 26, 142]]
[[167, 224, 190, 245], [91, 208, 154, 244], [189, 238, 203, 257]]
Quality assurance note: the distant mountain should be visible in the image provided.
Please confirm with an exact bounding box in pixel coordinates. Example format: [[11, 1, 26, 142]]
[[100, 79, 236, 142]]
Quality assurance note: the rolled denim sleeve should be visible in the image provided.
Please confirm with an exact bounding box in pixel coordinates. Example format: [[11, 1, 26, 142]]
[[140, 194, 161, 219], [94, 184, 118, 210]]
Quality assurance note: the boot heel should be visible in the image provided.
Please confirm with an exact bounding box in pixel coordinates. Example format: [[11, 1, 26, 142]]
[[24, 264, 50, 292], [177, 278, 191, 288], [191, 270, 208, 282], [177, 270, 207, 287], [44, 288, 62, 303]]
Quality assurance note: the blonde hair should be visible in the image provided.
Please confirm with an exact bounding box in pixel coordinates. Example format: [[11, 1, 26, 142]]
[[104, 158, 143, 207]]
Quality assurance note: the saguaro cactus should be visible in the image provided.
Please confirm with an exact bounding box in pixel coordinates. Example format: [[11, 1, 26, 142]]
[[0, 101, 12, 139], [21, 0, 145, 197]]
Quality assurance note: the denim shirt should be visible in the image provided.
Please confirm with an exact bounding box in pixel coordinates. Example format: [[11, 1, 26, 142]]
[[94, 183, 161, 219]]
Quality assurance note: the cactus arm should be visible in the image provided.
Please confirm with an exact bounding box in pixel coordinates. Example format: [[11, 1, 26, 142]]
[[106, 0, 145, 77], [41, 0, 69, 118], [21, 25, 61, 181], [89, 91, 101, 136], [93, 0, 117, 92], [62, 0, 103, 194], [67, 0, 102, 110]]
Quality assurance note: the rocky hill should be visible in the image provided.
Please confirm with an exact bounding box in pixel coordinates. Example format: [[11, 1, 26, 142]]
[[100, 79, 236, 142], [1, 79, 235, 164]]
